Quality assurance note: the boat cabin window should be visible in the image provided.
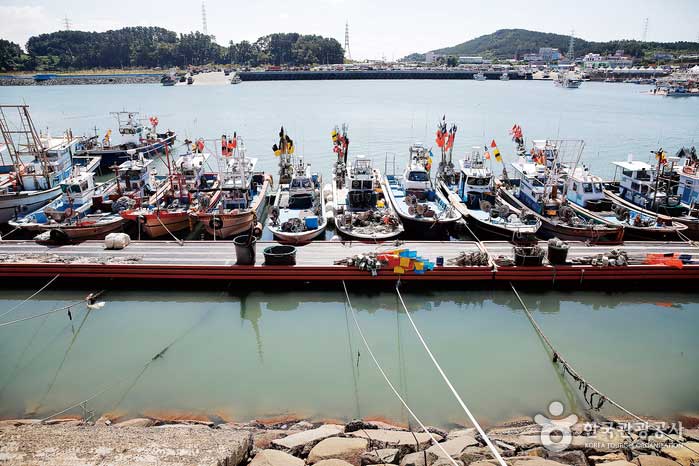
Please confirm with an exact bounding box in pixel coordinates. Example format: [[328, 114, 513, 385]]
[[583, 183, 593, 193], [631, 181, 640, 192], [594, 182, 603, 192], [622, 169, 633, 178], [127, 170, 141, 180], [291, 177, 312, 189], [636, 169, 650, 181], [408, 171, 429, 182], [61, 181, 87, 194], [466, 176, 490, 186]]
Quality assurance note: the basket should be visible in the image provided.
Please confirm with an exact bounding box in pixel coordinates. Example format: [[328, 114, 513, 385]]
[[513, 246, 545, 266]]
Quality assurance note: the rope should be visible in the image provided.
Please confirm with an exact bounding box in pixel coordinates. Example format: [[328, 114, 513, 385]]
[[341, 281, 459, 466], [0, 299, 82, 328], [0, 225, 23, 240], [0, 274, 61, 320], [155, 213, 184, 246], [509, 282, 699, 457], [395, 283, 507, 466]]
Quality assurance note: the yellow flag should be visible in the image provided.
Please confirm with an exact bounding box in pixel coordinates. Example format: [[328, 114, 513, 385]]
[[493, 147, 502, 162]]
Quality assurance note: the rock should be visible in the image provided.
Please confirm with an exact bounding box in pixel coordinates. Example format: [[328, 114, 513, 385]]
[[432, 459, 464, 466], [346, 419, 380, 433], [271, 424, 344, 456], [0, 424, 252, 465], [361, 448, 400, 465], [589, 454, 627, 464], [113, 417, 156, 428], [253, 429, 296, 449], [635, 454, 683, 466], [349, 429, 442, 454], [524, 447, 547, 457], [569, 431, 631, 453], [365, 421, 408, 431], [683, 430, 699, 442], [458, 446, 494, 464], [400, 451, 429, 466], [315, 461, 355, 466], [0, 419, 41, 427], [308, 437, 369, 466], [292, 421, 315, 430], [545, 450, 589, 466], [470, 461, 498, 466], [660, 442, 699, 466], [427, 435, 479, 464], [489, 435, 542, 450], [512, 459, 569, 466], [426, 427, 449, 439], [250, 449, 304, 466], [598, 461, 635, 466], [447, 429, 477, 440], [42, 418, 83, 426]]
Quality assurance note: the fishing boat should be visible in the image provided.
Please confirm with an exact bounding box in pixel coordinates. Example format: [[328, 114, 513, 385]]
[[473, 72, 487, 81], [566, 166, 687, 241], [498, 139, 624, 243], [77, 112, 176, 170], [267, 128, 327, 244], [382, 143, 460, 238], [231, 74, 242, 84], [330, 125, 402, 240], [440, 146, 541, 240], [8, 168, 123, 240], [555, 71, 582, 88], [0, 105, 89, 223], [120, 146, 220, 238], [191, 135, 271, 239], [500, 72, 510, 81], [605, 151, 699, 239]]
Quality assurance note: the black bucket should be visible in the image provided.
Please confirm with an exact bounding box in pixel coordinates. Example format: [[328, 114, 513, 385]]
[[263, 245, 297, 265], [513, 247, 545, 266], [234, 235, 257, 265], [547, 245, 569, 265]]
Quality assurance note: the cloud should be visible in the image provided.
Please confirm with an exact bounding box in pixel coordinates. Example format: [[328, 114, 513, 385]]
[[0, 5, 56, 49]]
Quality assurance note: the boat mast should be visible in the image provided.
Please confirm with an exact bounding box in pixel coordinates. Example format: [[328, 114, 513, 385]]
[[0, 105, 50, 190]]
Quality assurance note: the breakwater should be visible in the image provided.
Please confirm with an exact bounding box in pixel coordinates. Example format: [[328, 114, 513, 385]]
[[239, 70, 532, 81], [0, 73, 162, 86]]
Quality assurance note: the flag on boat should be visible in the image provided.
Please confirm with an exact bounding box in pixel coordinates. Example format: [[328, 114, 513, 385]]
[[490, 139, 497, 148], [493, 147, 502, 162], [484, 147, 491, 160]]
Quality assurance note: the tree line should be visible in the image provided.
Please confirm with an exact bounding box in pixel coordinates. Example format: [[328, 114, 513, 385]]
[[0, 27, 345, 72]]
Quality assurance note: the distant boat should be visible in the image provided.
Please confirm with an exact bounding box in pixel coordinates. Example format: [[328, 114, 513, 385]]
[[555, 71, 582, 88], [499, 72, 510, 81], [231, 74, 242, 84], [473, 72, 487, 81], [161, 76, 176, 86]]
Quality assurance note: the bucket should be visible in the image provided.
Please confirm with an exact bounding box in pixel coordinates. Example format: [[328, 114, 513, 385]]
[[234, 235, 257, 265], [547, 245, 569, 265], [513, 247, 545, 266], [263, 245, 297, 265]]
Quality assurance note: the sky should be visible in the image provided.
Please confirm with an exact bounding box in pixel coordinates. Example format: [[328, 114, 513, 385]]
[[1, 0, 698, 60]]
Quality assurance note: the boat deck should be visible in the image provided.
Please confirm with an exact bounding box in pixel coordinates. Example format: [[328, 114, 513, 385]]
[[0, 239, 698, 283]]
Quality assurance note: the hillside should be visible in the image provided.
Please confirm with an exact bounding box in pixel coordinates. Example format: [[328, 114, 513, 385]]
[[405, 29, 699, 61]]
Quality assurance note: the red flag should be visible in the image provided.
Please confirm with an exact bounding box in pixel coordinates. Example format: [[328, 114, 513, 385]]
[[484, 151, 491, 160], [491, 139, 497, 148]]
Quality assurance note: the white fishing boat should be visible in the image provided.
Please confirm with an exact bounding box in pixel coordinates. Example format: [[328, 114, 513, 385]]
[[382, 143, 460, 238], [9, 168, 123, 240], [0, 105, 84, 223], [555, 71, 583, 88], [440, 146, 541, 240], [267, 127, 326, 243], [500, 72, 510, 81], [473, 72, 487, 81]]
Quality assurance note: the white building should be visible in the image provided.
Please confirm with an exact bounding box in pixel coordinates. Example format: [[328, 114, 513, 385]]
[[458, 56, 484, 64], [425, 51, 443, 63]]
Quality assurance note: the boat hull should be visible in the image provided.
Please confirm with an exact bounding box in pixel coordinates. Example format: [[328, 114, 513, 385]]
[[85, 134, 176, 170], [0, 186, 62, 223], [498, 188, 624, 244], [194, 180, 270, 239], [9, 217, 124, 240]]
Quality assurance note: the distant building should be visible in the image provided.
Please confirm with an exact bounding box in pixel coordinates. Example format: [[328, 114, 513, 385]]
[[458, 56, 484, 64], [654, 52, 674, 61], [583, 50, 634, 68], [538, 47, 562, 62], [425, 51, 443, 63]]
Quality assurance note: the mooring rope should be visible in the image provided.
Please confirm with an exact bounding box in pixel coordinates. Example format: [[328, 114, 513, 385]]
[[341, 281, 459, 466], [0, 299, 83, 328], [395, 283, 507, 466], [155, 214, 185, 246], [0, 274, 61, 321], [509, 282, 699, 456]]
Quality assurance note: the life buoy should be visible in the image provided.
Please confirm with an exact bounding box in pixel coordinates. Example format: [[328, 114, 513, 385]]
[[209, 217, 224, 229]]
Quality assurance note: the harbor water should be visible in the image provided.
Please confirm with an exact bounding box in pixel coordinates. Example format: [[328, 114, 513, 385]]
[[1, 79, 697, 179], [0, 80, 697, 426], [0, 288, 697, 425]]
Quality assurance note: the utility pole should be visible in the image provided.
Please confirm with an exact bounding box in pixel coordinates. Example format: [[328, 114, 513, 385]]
[[201, 1, 208, 35], [63, 15, 71, 31], [567, 30, 575, 61], [344, 20, 351, 61]]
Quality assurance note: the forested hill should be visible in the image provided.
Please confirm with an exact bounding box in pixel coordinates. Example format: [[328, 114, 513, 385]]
[[0, 27, 344, 71], [403, 29, 699, 61]]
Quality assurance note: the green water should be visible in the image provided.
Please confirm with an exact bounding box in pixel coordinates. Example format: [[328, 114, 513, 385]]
[[0, 288, 696, 426]]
